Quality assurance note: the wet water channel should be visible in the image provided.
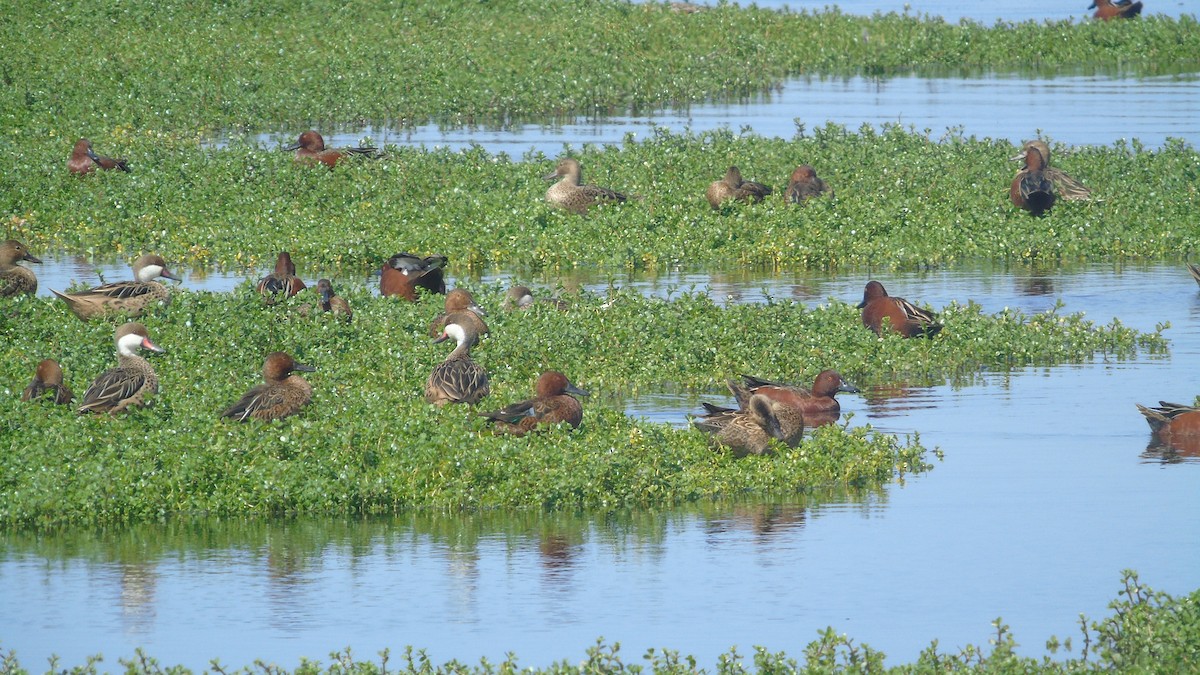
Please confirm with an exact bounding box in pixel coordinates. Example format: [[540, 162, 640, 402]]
[[4, 264, 1199, 669], [6, 3, 1200, 669]]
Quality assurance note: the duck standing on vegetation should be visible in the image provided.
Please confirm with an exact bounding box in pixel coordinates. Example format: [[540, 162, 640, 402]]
[[544, 158, 628, 214], [1012, 141, 1090, 201], [1090, 0, 1143, 20], [380, 252, 447, 300], [257, 252, 306, 303], [479, 370, 589, 435], [1010, 143, 1056, 217], [426, 317, 490, 406], [784, 164, 833, 203], [1136, 401, 1200, 448], [0, 239, 41, 297], [77, 322, 165, 415], [857, 280, 943, 338], [21, 359, 74, 404], [285, 130, 379, 168], [730, 370, 859, 429], [51, 254, 181, 321], [222, 352, 316, 422], [694, 393, 787, 457], [429, 288, 487, 336], [706, 166, 772, 209], [67, 138, 130, 174]]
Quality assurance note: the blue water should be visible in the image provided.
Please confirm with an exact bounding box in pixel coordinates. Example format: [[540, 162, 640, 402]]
[[3, 265, 1198, 670]]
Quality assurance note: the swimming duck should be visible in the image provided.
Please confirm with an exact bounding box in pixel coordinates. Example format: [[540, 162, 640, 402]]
[[0, 239, 41, 297], [222, 352, 316, 422], [21, 359, 74, 404], [380, 252, 447, 300], [1136, 401, 1200, 449], [285, 130, 379, 168], [257, 251, 306, 303], [77, 322, 165, 415], [706, 166, 772, 209], [429, 288, 487, 336], [1010, 143, 1056, 217], [729, 370, 859, 430], [51, 253, 180, 321], [426, 317, 490, 406], [857, 280, 943, 338], [68, 138, 130, 174], [1012, 141, 1090, 201], [544, 158, 628, 214], [784, 164, 833, 203], [479, 371, 589, 435], [694, 393, 787, 457]]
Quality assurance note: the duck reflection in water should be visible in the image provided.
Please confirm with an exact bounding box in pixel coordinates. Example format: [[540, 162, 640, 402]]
[[702, 503, 808, 542]]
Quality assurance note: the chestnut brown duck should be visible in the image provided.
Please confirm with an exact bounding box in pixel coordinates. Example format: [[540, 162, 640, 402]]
[[479, 371, 589, 435], [21, 359, 74, 404]]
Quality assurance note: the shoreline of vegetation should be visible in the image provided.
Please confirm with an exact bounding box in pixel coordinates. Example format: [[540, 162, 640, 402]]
[[1, 284, 1166, 528], [0, 571, 1194, 674]]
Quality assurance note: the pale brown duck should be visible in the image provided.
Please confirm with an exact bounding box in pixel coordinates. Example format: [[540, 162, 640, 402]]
[[694, 393, 787, 457], [479, 371, 589, 436], [425, 316, 490, 406], [51, 254, 180, 321], [222, 352, 316, 422], [21, 359, 74, 404], [544, 158, 628, 214], [77, 322, 165, 415], [0, 239, 41, 297], [706, 166, 772, 209], [316, 278, 352, 322], [1012, 141, 1090, 201]]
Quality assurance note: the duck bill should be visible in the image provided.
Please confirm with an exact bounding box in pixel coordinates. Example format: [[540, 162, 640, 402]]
[[284, 142, 302, 151], [855, 299, 867, 309], [23, 252, 42, 264], [293, 362, 316, 373], [141, 337, 166, 354], [566, 383, 590, 397], [469, 303, 488, 317], [161, 268, 182, 283], [432, 333, 451, 344], [838, 381, 860, 394], [1009, 150, 1029, 162], [542, 170, 561, 181]]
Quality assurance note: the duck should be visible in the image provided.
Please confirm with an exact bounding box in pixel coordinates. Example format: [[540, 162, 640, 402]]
[[503, 285, 569, 311], [1136, 401, 1200, 447], [380, 252, 447, 300], [222, 352, 316, 422], [425, 316, 490, 406], [1090, 0, 1143, 20], [77, 322, 165, 415], [285, 130, 379, 168], [315, 278, 352, 322], [67, 138, 130, 175], [544, 158, 627, 214], [429, 288, 487, 336], [729, 370, 859, 429], [1012, 141, 1090, 201], [51, 253, 180, 321], [706, 166, 772, 209], [479, 371, 589, 435], [21, 359, 74, 404], [0, 239, 41, 297], [1187, 263, 1200, 287], [694, 393, 787, 457], [257, 251, 306, 303], [1010, 143, 1056, 217], [784, 164, 833, 203], [857, 280, 943, 338]]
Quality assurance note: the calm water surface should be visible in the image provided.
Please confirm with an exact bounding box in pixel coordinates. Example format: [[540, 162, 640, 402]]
[[4, 265, 1199, 670]]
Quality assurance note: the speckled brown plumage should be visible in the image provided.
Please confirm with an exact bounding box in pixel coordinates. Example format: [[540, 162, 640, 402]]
[[706, 166, 772, 209], [52, 253, 179, 321], [479, 371, 589, 435], [222, 352, 316, 422], [0, 239, 41, 297], [544, 158, 627, 214], [425, 318, 490, 406], [694, 393, 787, 457], [78, 323, 165, 415]]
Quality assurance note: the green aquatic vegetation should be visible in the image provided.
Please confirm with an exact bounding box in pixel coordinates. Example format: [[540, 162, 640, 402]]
[[0, 281, 1164, 527], [0, 571, 1194, 673], [4, 127, 1199, 274], [0, 1, 1197, 134]]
